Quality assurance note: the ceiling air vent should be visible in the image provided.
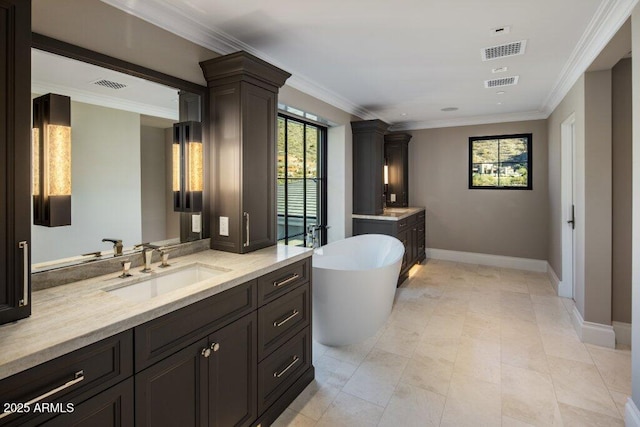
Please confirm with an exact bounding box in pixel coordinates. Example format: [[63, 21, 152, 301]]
[[481, 40, 527, 61], [484, 76, 519, 88], [93, 79, 128, 90]]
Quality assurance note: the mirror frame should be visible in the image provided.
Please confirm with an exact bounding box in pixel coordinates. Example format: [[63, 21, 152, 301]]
[[31, 33, 210, 254]]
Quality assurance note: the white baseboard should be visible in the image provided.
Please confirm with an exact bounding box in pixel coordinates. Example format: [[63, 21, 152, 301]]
[[426, 248, 547, 272], [571, 306, 615, 348], [547, 263, 560, 293], [613, 321, 632, 347], [626, 397, 640, 427]]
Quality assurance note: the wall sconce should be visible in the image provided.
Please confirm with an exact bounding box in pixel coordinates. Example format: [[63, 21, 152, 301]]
[[173, 121, 203, 212], [384, 164, 389, 185], [32, 93, 72, 227]]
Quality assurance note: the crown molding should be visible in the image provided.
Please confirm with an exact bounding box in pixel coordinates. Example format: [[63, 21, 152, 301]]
[[101, 0, 638, 130], [389, 110, 548, 131], [32, 80, 179, 120], [541, 0, 639, 116], [100, 0, 379, 121]]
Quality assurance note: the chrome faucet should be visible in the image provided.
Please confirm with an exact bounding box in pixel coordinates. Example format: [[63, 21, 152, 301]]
[[306, 225, 329, 249], [134, 243, 160, 273], [102, 238, 123, 256]]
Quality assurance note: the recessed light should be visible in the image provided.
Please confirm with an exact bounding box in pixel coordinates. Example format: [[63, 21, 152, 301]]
[[497, 102, 503, 105], [492, 66, 508, 73], [400, 112, 407, 116], [441, 107, 458, 112], [496, 91, 506, 95]]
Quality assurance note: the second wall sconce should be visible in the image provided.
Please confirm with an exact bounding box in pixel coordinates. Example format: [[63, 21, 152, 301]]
[[173, 121, 203, 212], [32, 93, 72, 227]]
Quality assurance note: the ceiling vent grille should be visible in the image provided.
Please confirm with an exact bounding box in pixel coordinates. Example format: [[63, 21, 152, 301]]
[[481, 40, 527, 61], [93, 79, 128, 90], [484, 76, 519, 88]]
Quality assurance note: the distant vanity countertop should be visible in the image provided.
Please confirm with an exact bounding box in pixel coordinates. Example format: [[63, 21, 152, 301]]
[[0, 245, 312, 381], [352, 206, 425, 221]]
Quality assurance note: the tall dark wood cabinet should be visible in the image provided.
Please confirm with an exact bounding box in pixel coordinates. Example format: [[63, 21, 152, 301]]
[[200, 52, 290, 254], [384, 132, 411, 208], [352, 120, 389, 215], [0, 0, 31, 325]]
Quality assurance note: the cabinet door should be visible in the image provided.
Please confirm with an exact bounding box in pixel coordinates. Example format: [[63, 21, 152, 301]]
[[208, 312, 257, 427], [135, 338, 209, 427], [0, 0, 31, 325], [241, 83, 277, 252], [43, 378, 134, 427]]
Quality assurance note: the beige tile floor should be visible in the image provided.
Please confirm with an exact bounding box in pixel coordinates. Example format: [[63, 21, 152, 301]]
[[273, 259, 632, 427]]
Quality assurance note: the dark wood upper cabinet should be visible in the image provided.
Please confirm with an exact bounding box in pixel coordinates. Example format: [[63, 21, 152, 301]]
[[0, 0, 31, 325], [351, 120, 389, 215], [384, 132, 412, 208], [200, 52, 290, 253]]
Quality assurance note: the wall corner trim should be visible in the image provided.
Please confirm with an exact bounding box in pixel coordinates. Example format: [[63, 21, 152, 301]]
[[425, 248, 547, 272], [626, 398, 640, 427], [547, 263, 561, 294], [612, 321, 632, 346], [571, 305, 616, 348]]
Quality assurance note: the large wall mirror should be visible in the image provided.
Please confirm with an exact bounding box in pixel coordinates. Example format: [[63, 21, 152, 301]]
[[31, 35, 208, 271]]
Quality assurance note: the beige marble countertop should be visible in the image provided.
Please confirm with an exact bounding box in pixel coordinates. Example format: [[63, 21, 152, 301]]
[[0, 245, 312, 381], [352, 207, 425, 221]]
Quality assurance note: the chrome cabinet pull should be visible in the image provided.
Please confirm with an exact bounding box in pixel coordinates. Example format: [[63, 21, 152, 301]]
[[243, 212, 250, 247], [273, 356, 299, 378], [273, 310, 299, 327], [273, 274, 299, 288], [18, 241, 28, 307], [0, 371, 84, 420]]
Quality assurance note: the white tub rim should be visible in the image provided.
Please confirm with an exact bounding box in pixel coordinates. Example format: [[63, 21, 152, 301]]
[[312, 234, 404, 272]]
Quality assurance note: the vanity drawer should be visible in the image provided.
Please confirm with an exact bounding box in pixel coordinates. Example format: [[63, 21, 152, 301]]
[[0, 330, 133, 427], [134, 280, 256, 372], [397, 218, 408, 232], [258, 259, 310, 306], [257, 327, 311, 414], [417, 211, 425, 222], [258, 283, 310, 361]]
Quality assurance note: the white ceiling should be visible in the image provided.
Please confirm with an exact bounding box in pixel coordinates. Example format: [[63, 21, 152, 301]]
[[101, 0, 637, 129]]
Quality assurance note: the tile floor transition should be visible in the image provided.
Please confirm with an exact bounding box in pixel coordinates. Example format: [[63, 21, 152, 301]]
[[272, 259, 632, 427]]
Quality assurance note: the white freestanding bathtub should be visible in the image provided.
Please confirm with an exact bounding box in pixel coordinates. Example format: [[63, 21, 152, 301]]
[[312, 234, 404, 346]]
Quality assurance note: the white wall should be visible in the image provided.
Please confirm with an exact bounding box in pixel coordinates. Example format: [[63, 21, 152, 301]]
[[141, 125, 169, 243], [630, 3, 640, 413], [32, 101, 142, 263]]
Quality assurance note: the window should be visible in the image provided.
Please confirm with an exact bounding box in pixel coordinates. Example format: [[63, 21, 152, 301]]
[[277, 114, 327, 246], [469, 133, 532, 189]]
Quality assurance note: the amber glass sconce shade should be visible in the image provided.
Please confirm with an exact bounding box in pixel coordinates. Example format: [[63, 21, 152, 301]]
[[32, 94, 71, 227], [173, 121, 203, 212]]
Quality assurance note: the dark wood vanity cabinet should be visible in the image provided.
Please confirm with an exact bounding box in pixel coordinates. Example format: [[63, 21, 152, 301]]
[[0, 331, 133, 426], [0, 259, 313, 427], [353, 211, 426, 285], [135, 314, 257, 427], [384, 133, 412, 208], [200, 52, 291, 254], [0, 0, 32, 325]]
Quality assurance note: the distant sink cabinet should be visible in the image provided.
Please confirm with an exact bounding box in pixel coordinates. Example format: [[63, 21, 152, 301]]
[[0, 258, 313, 427], [353, 209, 426, 285], [384, 133, 412, 208]]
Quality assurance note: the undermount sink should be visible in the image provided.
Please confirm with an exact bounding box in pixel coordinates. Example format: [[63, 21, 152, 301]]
[[106, 264, 227, 303]]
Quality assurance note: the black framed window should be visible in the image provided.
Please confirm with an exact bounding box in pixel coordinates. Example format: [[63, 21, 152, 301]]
[[277, 114, 327, 246], [469, 133, 532, 189]]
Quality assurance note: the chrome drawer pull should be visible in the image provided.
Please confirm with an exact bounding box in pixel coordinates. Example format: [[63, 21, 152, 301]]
[[273, 310, 299, 327], [273, 274, 299, 288], [19, 241, 28, 307], [243, 212, 250, 247], [0, 370, 84, 420], [273, 356, 299, 378]]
